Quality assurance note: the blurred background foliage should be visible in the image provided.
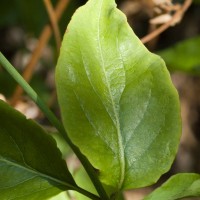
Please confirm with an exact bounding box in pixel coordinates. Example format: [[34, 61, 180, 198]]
[[0, 1, 200, 199], [0, 0, 200, 97], [158, 36, 200, 74], [0, 0, 86, 99], [0, 0, 82, 36]]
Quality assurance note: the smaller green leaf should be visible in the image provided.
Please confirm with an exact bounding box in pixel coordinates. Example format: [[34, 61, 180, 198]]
[[158, 36, 200, 74], [144, 173, 200, 200], [0, 100, 77, 200]]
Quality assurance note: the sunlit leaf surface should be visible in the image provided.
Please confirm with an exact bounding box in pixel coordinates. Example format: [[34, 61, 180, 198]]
[[56, 0, 181, 191], [144, 173, 200, 200]]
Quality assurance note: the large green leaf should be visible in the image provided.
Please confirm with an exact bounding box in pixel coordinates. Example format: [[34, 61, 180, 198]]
[[56, 0, 181, 192], [158, 36, 200, 74], [0, 100, 77, 200], [144, 173, 200, 200]]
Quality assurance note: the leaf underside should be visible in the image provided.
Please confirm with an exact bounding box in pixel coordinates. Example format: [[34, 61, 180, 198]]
[[56, 0, 181, 192], [0, 100, 76, 200]]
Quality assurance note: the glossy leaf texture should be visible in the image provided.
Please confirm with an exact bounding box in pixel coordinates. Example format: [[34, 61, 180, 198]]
[[158, 36, 200, 74], [0, 100, 76, 200], [56, 0, 181, 191], [144, 173, 200, 200]]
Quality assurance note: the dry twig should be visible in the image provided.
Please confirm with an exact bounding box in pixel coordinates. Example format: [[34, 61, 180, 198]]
[[11, 0, 70, 105], [43, 0, 61, 53], [141, 0, 192, 44]]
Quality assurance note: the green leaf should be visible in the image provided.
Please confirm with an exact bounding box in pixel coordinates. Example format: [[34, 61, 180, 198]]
[[0, 100, 77, 200], [71, 167, 97, 200], [144, 173, 200, 200], [56, 0, 181, 192], [50, 131, 71, 158], [69, 165, 125, 200], [158, 36, 200, 74], [49, 192, 70, 200], [72, 167, 125, 200]]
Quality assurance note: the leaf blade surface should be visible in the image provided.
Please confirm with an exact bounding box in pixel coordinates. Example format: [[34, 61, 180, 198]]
[[0, 100, 76, 199], [144, 173, 200, 200], [56, 0, 181, 191]]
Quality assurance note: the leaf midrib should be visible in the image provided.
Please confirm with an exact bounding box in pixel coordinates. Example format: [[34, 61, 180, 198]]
[[0, 158, 76, 190], [97, 0, 125, 189]]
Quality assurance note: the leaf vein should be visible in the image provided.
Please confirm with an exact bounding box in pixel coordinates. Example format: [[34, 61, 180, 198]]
[[0, 158, 75, 190], [72, 90, 116, 154], [124, 88, 152, 149], [79, 48, 116, 127], [0, 175, 38, 189], [7, 184, 55, 200], [97, 0, 125, 189]]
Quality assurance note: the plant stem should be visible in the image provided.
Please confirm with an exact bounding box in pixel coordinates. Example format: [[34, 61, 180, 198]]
[[75, 186, 101, 200], [0, 52, 109, 200], [10, 0, 69, 105]]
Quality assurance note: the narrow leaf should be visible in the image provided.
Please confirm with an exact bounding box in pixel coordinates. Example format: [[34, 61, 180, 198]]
[[56, 0, 181, 192], [0, 100, 76, 200], [144, 173, 200, 200], [158, 36, 200, 74]]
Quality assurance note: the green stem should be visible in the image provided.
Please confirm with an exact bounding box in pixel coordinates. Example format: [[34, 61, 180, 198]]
[[75, 186, 101, 200], [0, 52, 109, 200]]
